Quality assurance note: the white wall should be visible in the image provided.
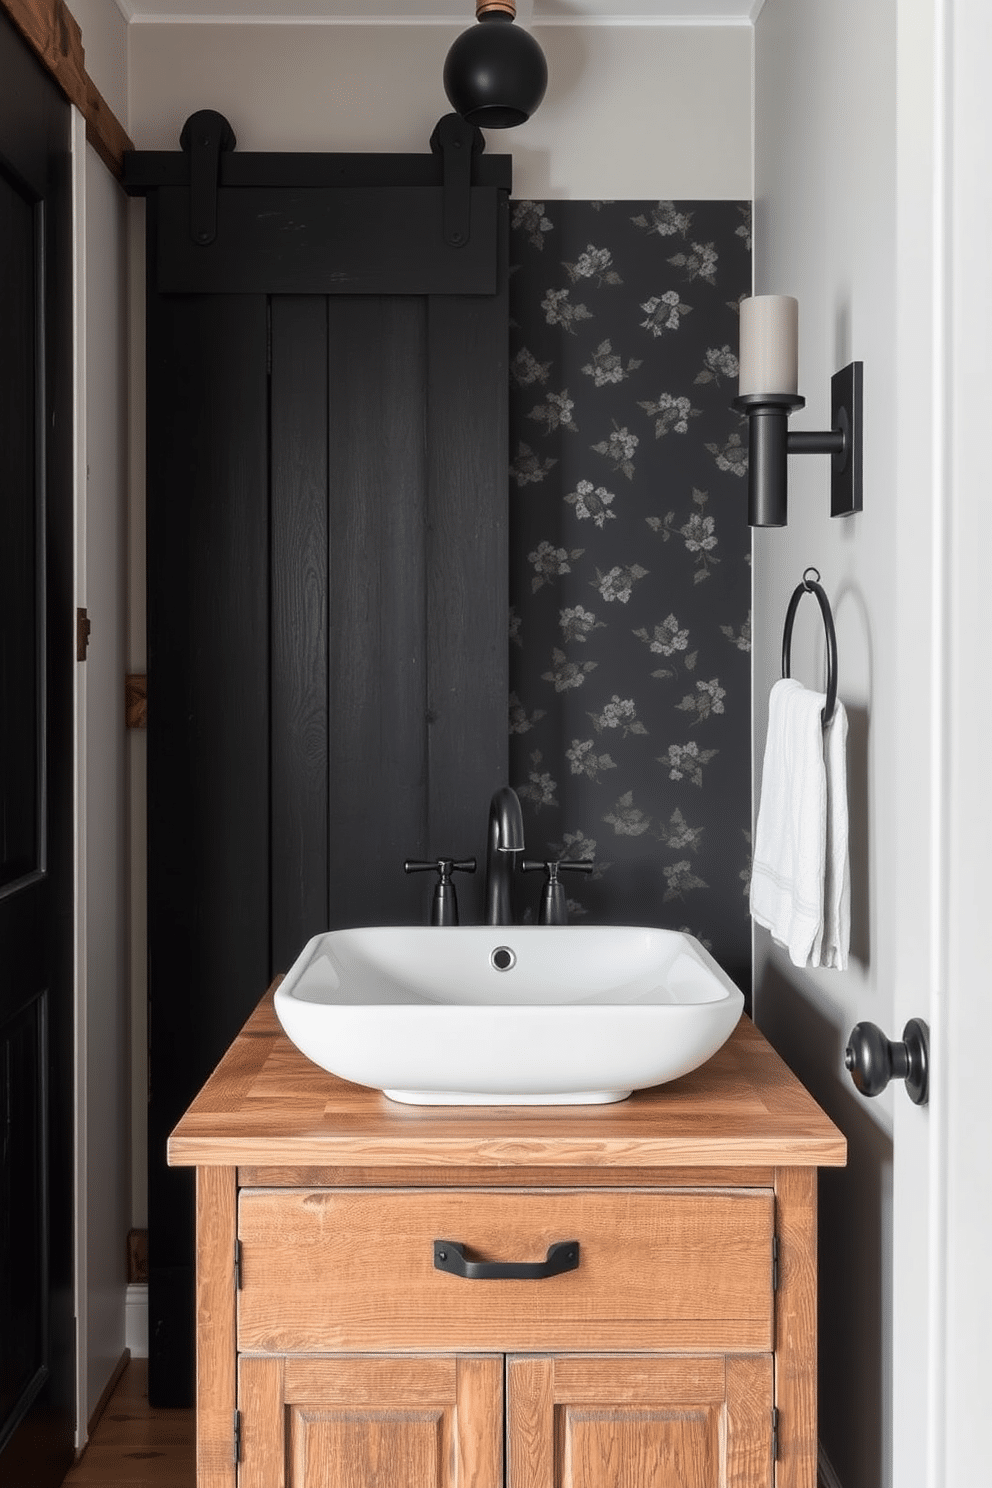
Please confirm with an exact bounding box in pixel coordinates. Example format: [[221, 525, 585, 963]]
[[751, 15, 901, 1480], [71, 109, 131, 1440], [82, 133, 130, 1425], [66, 0, 133, 1439], [125, 21, 751, 199]]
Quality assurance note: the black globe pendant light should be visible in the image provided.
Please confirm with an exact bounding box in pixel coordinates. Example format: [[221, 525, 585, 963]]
[[443, 0, 548, 129]]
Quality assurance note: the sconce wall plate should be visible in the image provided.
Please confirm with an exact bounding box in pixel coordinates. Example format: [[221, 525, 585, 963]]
[[732, 360, 863, 528], [826, 360, 862, 517]]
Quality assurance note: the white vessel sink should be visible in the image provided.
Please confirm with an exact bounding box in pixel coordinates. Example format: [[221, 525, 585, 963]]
[[274, 925, 743, 1106]]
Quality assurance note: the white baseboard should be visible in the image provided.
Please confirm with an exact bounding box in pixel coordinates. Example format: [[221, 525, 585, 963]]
[[125, 1282, 148, 1358], [818, 1443, 844, 1488]]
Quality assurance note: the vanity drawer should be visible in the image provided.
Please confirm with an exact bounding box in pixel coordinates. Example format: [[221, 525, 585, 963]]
[[237, 1187, 774, 1355]]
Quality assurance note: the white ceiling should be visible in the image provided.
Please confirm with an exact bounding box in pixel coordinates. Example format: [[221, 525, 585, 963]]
[[119, 0, 762, 24]]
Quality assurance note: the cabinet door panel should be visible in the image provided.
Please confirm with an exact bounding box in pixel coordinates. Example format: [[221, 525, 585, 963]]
[[238, 1354, 502, 1488], [507, 1355, 773, 1488]]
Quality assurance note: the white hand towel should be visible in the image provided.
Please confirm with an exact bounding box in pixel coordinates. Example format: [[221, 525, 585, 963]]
[[750, 677, 850, 970]]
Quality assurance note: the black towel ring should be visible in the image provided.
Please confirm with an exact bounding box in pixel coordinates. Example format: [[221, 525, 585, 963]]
[[781, 567, 838, 727]]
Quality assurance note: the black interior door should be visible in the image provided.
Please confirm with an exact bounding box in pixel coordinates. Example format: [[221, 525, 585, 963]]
[[0, 13, 75, 1485], [135, 123, 510, 1403]]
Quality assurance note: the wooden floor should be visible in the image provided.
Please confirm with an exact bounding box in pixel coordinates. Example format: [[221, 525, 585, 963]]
[[62, 1361, 194, 1487]]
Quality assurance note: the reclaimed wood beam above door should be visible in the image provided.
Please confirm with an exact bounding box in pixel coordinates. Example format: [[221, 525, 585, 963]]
[[0, 0, 133, 175]]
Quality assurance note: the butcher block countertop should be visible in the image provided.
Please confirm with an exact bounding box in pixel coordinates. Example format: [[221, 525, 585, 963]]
[[168, 986, 846, 1173]]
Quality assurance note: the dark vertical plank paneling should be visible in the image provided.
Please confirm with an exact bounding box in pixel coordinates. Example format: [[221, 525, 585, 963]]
[[145, 208, 270, 1400], [0, 167, 39, 887], [325, 297, 430, 929], [0, 994, 45, 1443], [270, 297, 329, 971], [425, 197, 510, 922], [0, 11, 74, 1477], [145, 170, 511, 1402]]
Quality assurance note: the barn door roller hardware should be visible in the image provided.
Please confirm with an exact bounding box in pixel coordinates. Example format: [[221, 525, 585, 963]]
[[430, 112, 485, 248], [176, 108, 486, 252], [123, 114, 509, 294], [180, 108, 237, 246]]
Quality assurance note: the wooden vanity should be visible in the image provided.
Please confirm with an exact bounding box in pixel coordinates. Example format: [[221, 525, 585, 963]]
[[170, 988, 845, 1488]]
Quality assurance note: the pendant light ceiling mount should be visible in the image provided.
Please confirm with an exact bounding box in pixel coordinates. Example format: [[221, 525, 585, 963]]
[[443, 0, 549, 130]]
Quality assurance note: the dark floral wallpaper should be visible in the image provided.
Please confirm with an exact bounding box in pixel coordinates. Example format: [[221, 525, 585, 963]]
[[507, 200, 752, 989]]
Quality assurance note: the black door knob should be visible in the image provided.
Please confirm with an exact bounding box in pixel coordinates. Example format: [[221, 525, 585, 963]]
[[844, 1018, 929, 1106]]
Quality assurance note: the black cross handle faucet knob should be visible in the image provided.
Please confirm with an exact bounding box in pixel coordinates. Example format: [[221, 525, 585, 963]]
[[404, 857, 476, 926]]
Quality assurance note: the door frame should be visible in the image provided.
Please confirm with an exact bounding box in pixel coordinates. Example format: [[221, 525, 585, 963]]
[[915, 0, 992, 1481]]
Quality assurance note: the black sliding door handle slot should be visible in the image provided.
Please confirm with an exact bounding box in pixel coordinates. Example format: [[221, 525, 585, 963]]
[[433, 1239, 580, 1280]]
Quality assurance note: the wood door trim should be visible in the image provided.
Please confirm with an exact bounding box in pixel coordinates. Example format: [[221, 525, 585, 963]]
[[0, 0, 132, 174]]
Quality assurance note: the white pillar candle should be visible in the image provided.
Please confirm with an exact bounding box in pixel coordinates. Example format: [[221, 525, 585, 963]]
[[738, 295, 799, 397]]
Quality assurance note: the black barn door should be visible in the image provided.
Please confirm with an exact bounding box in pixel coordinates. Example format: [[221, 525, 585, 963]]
[[133, 122, 510, 1402], [0, 13, 75, 1485]]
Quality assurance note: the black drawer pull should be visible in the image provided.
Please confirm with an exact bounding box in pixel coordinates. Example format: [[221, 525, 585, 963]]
[[433, 1239, 580, 1281]]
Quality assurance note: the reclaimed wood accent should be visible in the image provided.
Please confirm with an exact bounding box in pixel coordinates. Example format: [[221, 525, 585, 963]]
[[240, 1355, 502, 1488], [195, 1167, 237, 1488], [168, 991, 846, 1171], [0, 0, 133, 175], [237, 1188, 774, 1355], [774, 1165, 819, 1488], [506, 1354, 773, 1488], [127, 1226, 149, 1283], [125, 674, 147, 730]]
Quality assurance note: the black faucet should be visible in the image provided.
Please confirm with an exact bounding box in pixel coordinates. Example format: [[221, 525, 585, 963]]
[[484, 786, 525, 925]]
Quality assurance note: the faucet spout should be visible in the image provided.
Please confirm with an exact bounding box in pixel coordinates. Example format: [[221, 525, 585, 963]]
[[484, 786, 525, 926]]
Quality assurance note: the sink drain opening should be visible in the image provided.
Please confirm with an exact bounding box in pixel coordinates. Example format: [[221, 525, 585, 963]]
[[490, 946, 516, 972]]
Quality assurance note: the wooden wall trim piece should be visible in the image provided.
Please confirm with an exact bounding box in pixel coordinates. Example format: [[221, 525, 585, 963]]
[[125, 674, 147, 729], [1, 0, 133, 175]]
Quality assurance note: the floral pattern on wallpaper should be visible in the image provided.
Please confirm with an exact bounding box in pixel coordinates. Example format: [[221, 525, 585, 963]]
[[508, 200, 752, 987]]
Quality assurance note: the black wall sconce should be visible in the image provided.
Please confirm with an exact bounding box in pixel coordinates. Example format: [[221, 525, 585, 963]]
[[443, 0, 548, 129], [732, 295, 863, 528]]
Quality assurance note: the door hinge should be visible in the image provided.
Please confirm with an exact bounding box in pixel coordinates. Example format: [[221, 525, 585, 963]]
[[772, 1234, 780, 1292], [771, 1406, 780, 1462], [76, 607, 91, 661], [234, 1408, 242, 1465], [235, 1238, 243, 1290]]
